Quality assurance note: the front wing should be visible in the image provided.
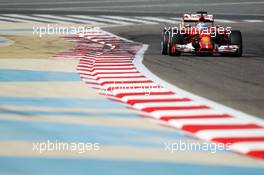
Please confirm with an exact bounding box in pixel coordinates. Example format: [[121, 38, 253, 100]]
[[175, 43, 240, 54]]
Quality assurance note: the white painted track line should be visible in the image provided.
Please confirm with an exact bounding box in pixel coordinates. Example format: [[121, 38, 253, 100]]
[[69, 15, 133, 25], [67, 15, 107, 25], [2, 14, 67, 23], [196, 129, 264, 140], [0, 15, 40, 23], [230, 142, 264, 153], [134, 101, 201, 109], [243, 19, 263, 23], [34, 14, 85, 23], [214, 19, 236, 23], [169, 118, 254, 128], [101, 15, 158, 24], [137, 16, 180, 24], [151, 109, 225, 118]]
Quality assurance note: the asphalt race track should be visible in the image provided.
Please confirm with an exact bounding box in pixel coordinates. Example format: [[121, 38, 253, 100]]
[[0, 0, 264, 174], [1, 0, 263, 117]]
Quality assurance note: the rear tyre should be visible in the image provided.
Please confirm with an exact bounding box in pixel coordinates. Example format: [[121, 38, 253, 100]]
[[168, 34, 182, 56], [229, 30, 243, 57], [161, 29, 170, 55]]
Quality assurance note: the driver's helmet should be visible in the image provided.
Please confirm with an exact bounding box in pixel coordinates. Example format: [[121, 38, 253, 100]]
[[196, 22, 207, 30]]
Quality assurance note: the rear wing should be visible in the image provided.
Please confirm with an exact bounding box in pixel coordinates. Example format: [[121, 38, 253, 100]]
[[182, 14, 214, 22]]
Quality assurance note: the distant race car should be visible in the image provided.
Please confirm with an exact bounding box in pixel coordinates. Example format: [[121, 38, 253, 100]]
[[161, 11, 242, 56]]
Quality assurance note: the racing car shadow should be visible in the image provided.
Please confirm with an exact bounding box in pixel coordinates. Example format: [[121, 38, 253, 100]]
[[175, 54, 243, 59]]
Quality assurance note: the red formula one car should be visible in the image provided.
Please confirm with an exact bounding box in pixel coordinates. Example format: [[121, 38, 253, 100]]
[[161, 11, 242, 56]]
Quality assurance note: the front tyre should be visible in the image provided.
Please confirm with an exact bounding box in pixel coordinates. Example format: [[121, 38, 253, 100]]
[[229, 30, 243, 57]]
